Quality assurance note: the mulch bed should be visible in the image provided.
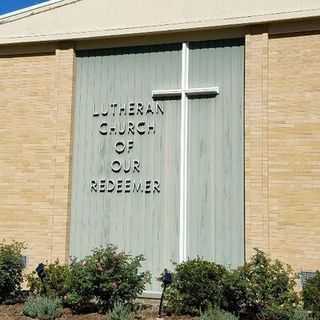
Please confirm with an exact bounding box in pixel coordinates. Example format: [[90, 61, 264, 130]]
[[0, 304, 194, 320], [0, 304, 104, 320]]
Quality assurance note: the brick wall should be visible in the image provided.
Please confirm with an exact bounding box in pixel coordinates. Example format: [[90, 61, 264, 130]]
[[246, 30, 320, 271], [245, 30, 270, 258], [1, 29, 320, 274], [0, 47, 74, 270]]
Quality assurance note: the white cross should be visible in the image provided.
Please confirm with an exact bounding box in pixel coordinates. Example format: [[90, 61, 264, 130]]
[[152, 42, 220, 263], [152, 86, 219, 99]]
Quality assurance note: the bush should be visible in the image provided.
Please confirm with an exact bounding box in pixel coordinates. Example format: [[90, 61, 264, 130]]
[[303, 271, 320, 318], [106, 302, 134, 320], [258, 305, 312, 320], [0, 240, 25, 303], [291, 309, 313, 320], [23, 296, 63, 320], [223, 249, 299, 317], [164, 258, 227, 315], [65, 245, 150, 312], [26, 260, 70, 299], [200, 306, 238, 320]]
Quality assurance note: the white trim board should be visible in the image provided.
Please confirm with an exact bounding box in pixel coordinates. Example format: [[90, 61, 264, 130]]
[[2, 8, 320, 44]]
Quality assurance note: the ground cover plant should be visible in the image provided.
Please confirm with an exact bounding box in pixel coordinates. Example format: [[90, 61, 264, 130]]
[[257, 304, 312, 320], [0, 240, 25, 304], [106, 301, 134, 320], [200, 305, 239, 320], [23, 296, 63, 320]]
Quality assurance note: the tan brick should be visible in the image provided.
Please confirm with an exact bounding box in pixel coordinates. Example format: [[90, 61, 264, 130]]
[[0, 46, 74, 271], [246, 30, 320, 271], [1, 30, 320, 275]]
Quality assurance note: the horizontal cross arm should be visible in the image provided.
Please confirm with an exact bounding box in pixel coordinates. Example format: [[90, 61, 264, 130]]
[[152, 89, 182, 99], [152, 86, 220, 99], [185, 86, 220, 97]]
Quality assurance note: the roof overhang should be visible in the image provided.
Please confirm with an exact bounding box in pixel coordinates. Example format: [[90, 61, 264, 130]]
[[1, 0, 320, 45]]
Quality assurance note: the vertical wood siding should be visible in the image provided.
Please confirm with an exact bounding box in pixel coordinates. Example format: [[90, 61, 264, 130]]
[[71, 45, 182, 291], [71, 40, 244, 291], [187, 40, 244, 267]]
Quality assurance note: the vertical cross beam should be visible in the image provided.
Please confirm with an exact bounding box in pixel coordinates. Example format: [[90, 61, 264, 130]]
[[179, 42, 189, 263], [152, 42, 220, 264]]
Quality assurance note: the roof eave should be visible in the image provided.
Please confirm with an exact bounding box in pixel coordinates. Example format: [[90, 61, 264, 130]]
[[0, 6, 320, 45]]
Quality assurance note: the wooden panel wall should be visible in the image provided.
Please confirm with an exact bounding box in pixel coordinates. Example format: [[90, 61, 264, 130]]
[[187, 40, 245, 267], [71, 45, 181, 291], [71, 40, 245, 290]]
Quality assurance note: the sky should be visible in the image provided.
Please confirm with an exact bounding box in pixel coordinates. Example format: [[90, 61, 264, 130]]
[[0, 0, 48, 15]]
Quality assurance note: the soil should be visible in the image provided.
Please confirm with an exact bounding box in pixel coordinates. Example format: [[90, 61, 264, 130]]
[[0, 304, 103, 320], [0, 304, 193, 320]]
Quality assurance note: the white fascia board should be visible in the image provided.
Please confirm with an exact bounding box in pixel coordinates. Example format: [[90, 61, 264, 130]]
[[1, 7, 320, 44]]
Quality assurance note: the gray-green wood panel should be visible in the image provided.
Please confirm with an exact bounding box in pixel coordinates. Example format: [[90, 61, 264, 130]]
[[187, 39, 244, 267], [71, 44, 181, 291]]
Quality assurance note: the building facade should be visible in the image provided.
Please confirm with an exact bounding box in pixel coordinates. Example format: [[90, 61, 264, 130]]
[[0, 0, 320, 293]]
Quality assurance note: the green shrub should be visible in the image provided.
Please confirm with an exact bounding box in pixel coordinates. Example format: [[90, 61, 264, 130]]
[[164, 258, 227, 315], [106, 302, 134, 320], [65, 245, 150, 312], [303, 271, 320, 318], [200, 306, 238, 320], [258, 304, 294, 320], [223, 249, 299, 317], [26, 260, 70, 299], [23, 296, 39, 318], [291, 308, 313, 320], [23, 296, 63, 320], [258, 305, 312, 320], [0, 240, 25, 303]]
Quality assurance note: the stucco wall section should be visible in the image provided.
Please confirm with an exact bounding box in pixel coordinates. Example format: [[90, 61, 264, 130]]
[[0, 47, 74, 269]]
